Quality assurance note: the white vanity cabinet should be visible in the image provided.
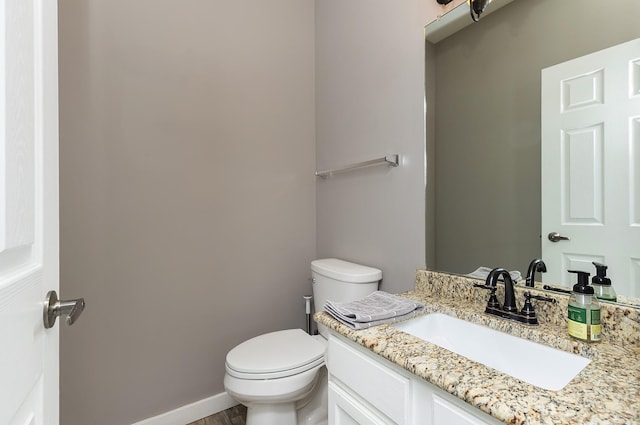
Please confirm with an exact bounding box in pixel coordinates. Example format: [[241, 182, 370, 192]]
[[327, 333, 503, 425]]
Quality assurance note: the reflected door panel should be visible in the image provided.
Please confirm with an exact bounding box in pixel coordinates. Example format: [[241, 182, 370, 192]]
[[542, 38, 640, 297]]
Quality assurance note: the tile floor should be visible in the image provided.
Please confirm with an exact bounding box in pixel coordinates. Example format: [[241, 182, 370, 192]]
[[187, 405, 246, 425]]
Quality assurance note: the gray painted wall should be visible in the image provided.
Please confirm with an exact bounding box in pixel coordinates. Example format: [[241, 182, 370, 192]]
[[315, 0, 428, 293], [58, 1, 315, 424], [56, 0, 453, 423], [430, 0, 640, 275]]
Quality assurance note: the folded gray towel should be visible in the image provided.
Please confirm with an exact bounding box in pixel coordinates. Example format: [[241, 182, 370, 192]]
[[324, 291, 425, 330], [465, 267, 522, 283]]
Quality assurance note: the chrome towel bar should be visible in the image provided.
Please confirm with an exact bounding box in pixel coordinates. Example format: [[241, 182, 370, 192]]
[[315, 154, 399, 179]]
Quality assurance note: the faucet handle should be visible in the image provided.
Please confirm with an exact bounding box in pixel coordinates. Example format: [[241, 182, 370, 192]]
[[521, 291, 556, 310], [486, 288, 501, 309], [474, 283, 501, 308], [529, 293, 556, 304], [520, 292, 538, 325], [520, 292, 556, 325], [521, 292, 536, 315]]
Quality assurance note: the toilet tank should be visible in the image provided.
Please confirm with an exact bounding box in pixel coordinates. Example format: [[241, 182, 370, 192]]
[[311, 258, 382, 319]]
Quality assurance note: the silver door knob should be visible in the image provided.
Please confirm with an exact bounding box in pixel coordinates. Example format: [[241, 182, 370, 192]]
[[43, 290, 85, 329], [548, 232, 570, 242]]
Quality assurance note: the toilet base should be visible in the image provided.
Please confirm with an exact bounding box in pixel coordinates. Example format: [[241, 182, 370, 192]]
[[297, 367, 328, 425], [231, 366, 328, 425], [246, 402, 297, 425]]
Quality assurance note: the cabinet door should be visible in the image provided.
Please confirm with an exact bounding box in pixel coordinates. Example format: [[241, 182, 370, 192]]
[[329, 381, 393, 425], [432, 394, 490, 425], [328, 335, 410, 423]]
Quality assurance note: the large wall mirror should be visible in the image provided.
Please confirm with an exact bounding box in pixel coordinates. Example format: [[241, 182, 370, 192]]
[[425, 0, 640, 304]]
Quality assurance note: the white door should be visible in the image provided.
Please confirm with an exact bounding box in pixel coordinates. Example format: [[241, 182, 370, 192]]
[[541, 38, 640, 296], [0, 1, 60, 424]]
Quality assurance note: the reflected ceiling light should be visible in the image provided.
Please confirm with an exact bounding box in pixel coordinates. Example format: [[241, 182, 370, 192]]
[[469, 0, 492, 22], [435, 0, 492, 22]]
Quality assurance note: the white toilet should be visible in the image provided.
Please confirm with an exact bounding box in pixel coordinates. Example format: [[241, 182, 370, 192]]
[[224, 258, 382, 425]]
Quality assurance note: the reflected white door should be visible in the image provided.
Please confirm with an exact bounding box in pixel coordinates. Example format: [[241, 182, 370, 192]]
[[541, 38, 640, 296], [0, 1, 60, 424]]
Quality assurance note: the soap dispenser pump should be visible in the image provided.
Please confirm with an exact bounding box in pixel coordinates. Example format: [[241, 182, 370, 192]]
[[567, 270, 601, 342], [591, 262, 617, 302]]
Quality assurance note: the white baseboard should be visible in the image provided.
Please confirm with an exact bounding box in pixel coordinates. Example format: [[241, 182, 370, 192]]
[[131, 392, 238, 425]]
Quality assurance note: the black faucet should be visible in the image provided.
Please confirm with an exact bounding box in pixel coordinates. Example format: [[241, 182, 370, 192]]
[[477, 267, 555, 325], [525, 258, 547, 287], [486, 268, 517, 312]]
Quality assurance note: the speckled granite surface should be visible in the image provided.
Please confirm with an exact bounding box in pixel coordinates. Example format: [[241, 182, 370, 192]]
[[316, 270, 640, 424]]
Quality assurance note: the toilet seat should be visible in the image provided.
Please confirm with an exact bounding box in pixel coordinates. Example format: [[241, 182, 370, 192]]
[[226, 329, 325, 380]]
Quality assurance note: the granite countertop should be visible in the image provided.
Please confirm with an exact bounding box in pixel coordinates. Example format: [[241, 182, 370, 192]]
[[315, 272, 640, 425]]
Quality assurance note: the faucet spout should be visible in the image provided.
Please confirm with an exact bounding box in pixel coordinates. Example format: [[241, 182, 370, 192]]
[[486, 268, 517, 312], [526, 259, 547, 287], [481, 266, 549, 326]]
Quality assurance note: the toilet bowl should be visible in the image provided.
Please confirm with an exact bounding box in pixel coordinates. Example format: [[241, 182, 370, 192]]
[[224, 329, 326, 425], [223, 259, 382, 425]]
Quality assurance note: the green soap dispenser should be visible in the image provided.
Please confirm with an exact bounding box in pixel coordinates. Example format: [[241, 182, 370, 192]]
[[591, 262, 617, 302], [567, 270, 601, 342]]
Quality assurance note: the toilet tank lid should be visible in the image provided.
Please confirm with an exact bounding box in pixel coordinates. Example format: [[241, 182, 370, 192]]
[[311, 258, 382, 283]]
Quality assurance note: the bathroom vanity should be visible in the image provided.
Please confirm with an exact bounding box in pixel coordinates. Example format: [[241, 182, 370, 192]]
[[316, 270, 640, 424], [327, 333, 502, 425]]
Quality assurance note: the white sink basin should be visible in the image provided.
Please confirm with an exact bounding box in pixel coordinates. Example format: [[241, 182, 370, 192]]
[[392, 313, 590, 391]]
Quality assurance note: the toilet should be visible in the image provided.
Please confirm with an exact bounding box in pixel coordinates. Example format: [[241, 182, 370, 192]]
[[224, 258, 382, 425]]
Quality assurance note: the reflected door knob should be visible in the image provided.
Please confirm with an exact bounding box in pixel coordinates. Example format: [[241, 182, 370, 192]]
[[43, 290, 85, 329], [548, 232, 570, 242]]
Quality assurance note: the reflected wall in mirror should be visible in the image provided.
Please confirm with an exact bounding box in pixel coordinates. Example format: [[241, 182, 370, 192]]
[[425, 0, 640, 302]]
